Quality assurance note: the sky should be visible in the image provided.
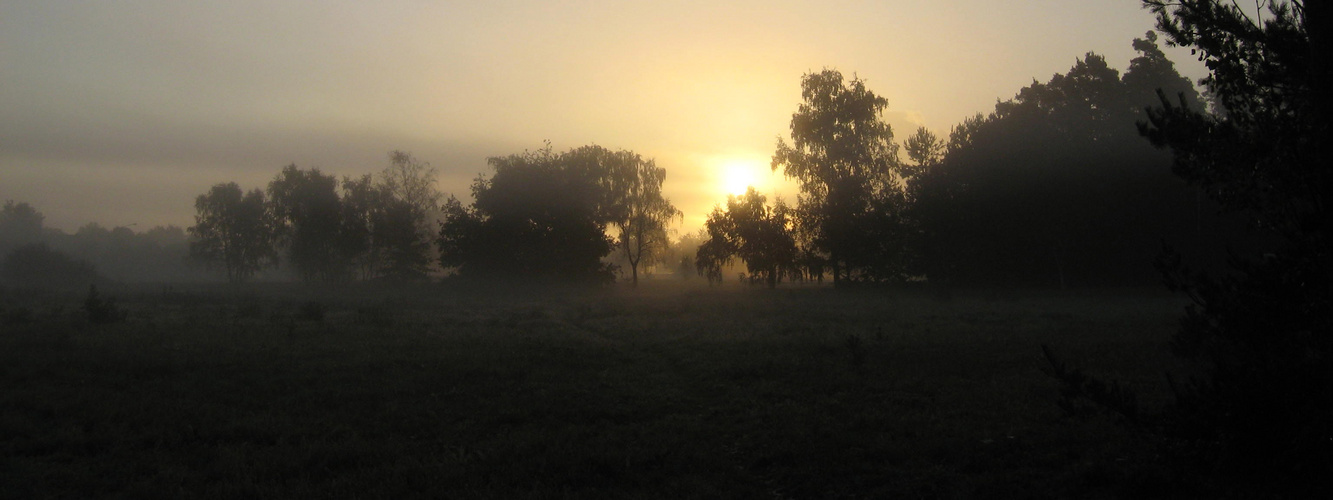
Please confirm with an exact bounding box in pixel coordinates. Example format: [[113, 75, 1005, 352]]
[[0, 0, 1205, 234]]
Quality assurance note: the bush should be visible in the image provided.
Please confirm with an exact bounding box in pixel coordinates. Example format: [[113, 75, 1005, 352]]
[[83, 285, 126, 324], [1, 243, 101, 290]]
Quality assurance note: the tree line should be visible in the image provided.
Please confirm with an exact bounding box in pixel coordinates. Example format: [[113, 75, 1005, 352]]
[[185, 146, 679, 286], [1, 26, 1260, 291], [0, 200, 205, 287], [697, 32, 1260, 289]]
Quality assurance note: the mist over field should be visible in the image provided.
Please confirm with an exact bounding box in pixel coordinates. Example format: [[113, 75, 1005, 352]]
[[3, 0, 1330, 497]]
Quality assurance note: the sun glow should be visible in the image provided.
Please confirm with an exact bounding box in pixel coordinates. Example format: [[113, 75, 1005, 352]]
[[718, 157, 768, 196]]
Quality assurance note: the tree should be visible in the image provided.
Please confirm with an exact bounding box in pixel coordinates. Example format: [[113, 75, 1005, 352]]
[[586, 147, 681, 286], [1, 243, 101, 289], [664, 228, 708, 280], [1132, 1, 1332, 493], [771, 69, 908, 285], [907, 46, 1235, 288], [902, 127, 945, 176], [381, 150, 443, 228], [438, 145, 616, 283], [1123, 31, 1200, 113], [378, 151, 442, 279], [340, 159, 438, 283], [268, 165, 347, 282], [187, 183, 276, 283], [696, 188, 798, 289], [339, 173, 382, 280], [0, 200, 46, 255]]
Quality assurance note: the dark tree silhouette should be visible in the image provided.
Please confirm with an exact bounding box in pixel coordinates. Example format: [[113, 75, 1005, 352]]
[[694, 217, 733, 286], [381, 150, 444, 232], [380, 151, 443, 278], [338, 151, 442, 282], [438, 145, 618, 284], [772, 69, 912, 285], [1123, 31, 1200, 114], [697, 188, 798, 289], [1134, 0, 1333, 493], [574, 147, 680, 286], [1, 243, 101, 289], [187, 183, 277, 283], [339, 173, 382, 280], [268, 165, 347, 282], [909, 42, 1238, 288], [0, 200, 46, 255]]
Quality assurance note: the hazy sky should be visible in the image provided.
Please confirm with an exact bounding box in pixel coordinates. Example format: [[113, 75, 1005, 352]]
[[1, 0, 1202, 233]]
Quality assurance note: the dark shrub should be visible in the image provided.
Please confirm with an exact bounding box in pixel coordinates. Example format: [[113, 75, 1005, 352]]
[[1, 243, 101, 290]]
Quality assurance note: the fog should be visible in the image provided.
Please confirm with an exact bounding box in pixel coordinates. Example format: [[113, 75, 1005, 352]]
[[1, 0, 1201, 232]]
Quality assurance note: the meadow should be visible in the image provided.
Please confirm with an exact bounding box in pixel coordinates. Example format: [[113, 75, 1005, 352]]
[[1, 280, 1193, 498]]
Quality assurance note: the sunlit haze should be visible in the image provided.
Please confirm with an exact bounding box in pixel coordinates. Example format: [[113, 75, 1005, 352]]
[[0, 0, 1203, 234]]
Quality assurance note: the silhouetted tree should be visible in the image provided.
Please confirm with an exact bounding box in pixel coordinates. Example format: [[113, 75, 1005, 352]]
[[375, 196, 433, 281], [339, 173, 382, 280], [772, 69, 911, 285], [188, 183, 277, 283], [902, 127, 945, 177], [909, 43, 1235, 288], [438, 145, 617, 284], [1135, 1, 1333, 494], [583, 147, 681, 286], [1124, 31, 1201, 114], [697, 188, 798, 289], [378, 151, 442, 279], [268, 165, 347, 282], [664, 228, 708, 280], [337, 152, 441, 282], [0, 200, 45, 255], [0, 243, 101, 289], [382, 150, 444, 230], [694, 219, 734, 286]]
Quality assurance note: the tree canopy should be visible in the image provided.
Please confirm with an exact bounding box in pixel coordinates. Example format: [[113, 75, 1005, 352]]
[[909, 39, 1247, 288], [696, 188, 797, 288], [439, 144, 629, 284], [1133, 0, 1332, 493], [187, 183, 277, 283], [771, 69, 911, 285]]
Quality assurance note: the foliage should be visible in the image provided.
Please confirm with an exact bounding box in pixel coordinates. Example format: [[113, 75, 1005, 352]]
[[1133, 0, 1333, 493], [268, 165, 347, 282], [694, 217, 733, 286], [772, 69, 913, 285], [82, 284, 126, 324], [909, 40, 1241, 288], [376, 151, 442, 280], [340, 162, 437, 283], [1040, 345, 1140, 425], [696, 188, 798, 288], [574, 147, 681, 286], [902, 127, 945, 177], [658, 228, 708, 280], [0, 242, 101, 289], [1, 200, 202, 283], [438, 144, 618, 284], [381, 150, 444, 233], [188, 183, 277, 283], [0, 200, 45, 255]]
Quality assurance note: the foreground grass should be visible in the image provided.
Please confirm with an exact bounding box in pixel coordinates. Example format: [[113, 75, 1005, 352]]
[[0, 281, 1189, 498]]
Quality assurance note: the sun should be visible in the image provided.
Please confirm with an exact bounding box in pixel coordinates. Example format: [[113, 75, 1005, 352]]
[[720, 159, 762, 196]]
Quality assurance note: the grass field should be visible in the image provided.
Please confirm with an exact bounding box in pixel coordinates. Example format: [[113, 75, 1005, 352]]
[[1, 280, 1193, 498]]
